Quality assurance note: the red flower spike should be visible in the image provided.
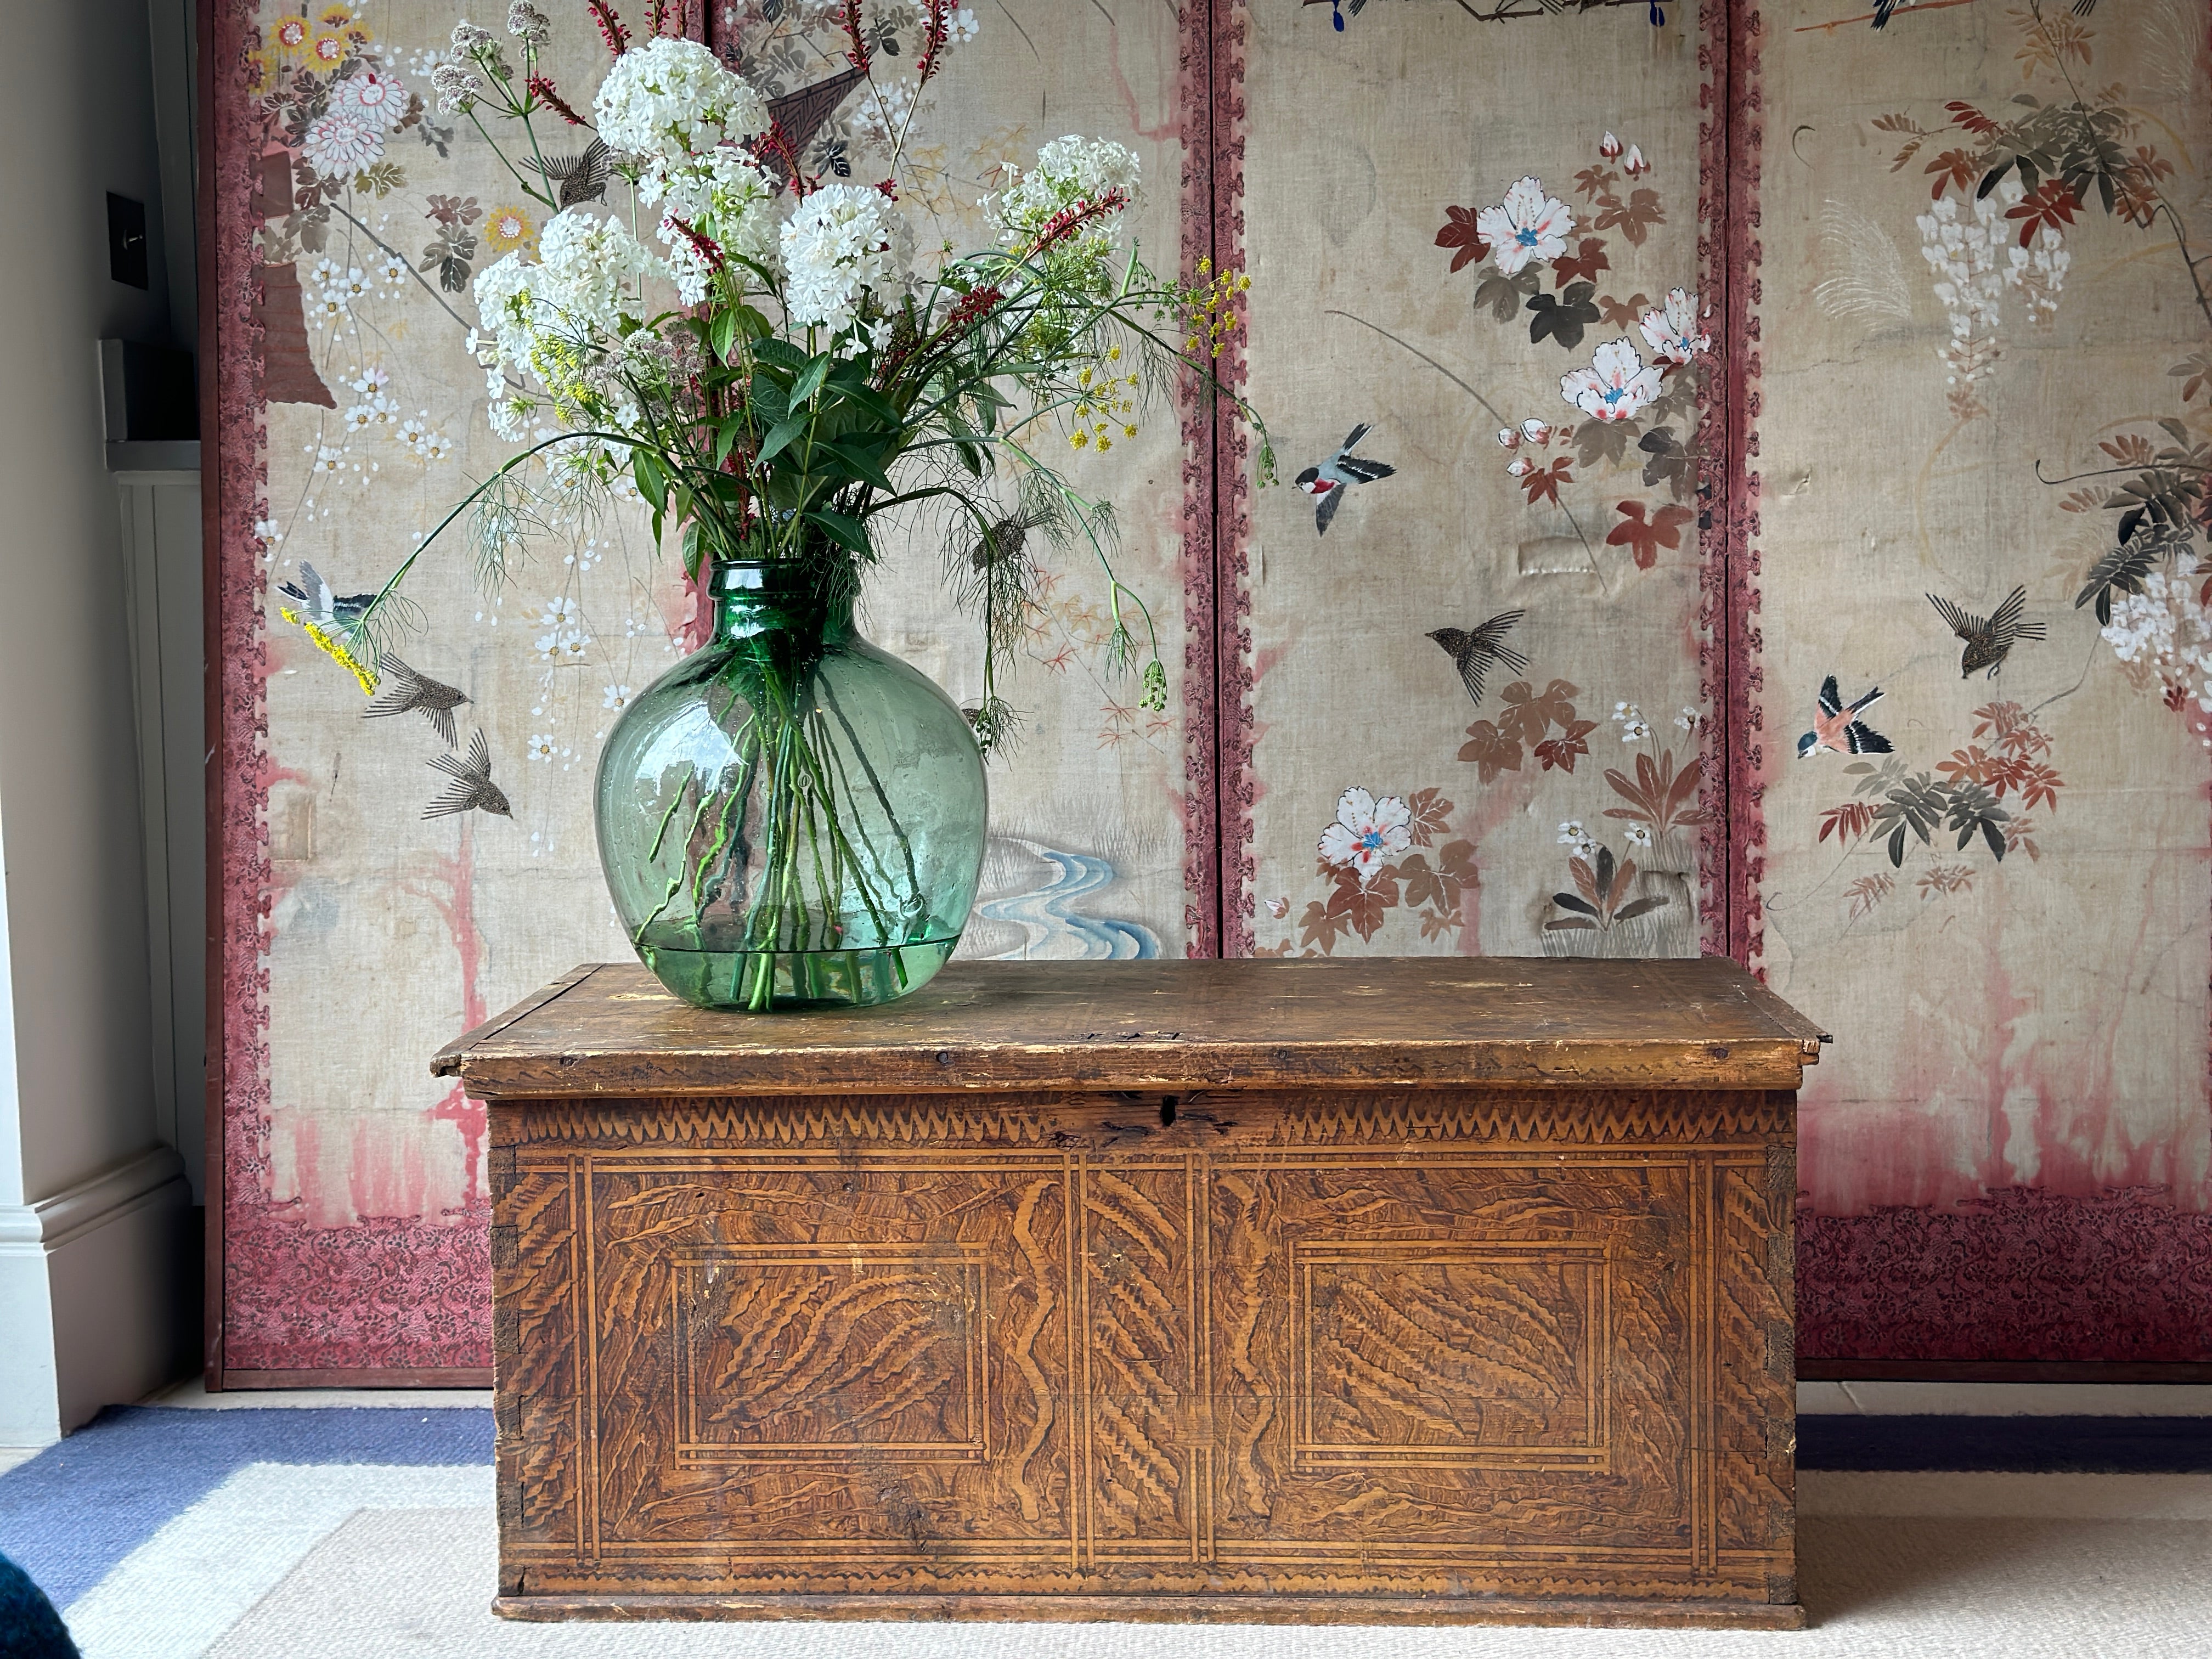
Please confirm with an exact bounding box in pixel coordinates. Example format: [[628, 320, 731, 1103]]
[[1030, 190, 1130, 255], [877, 178, 900, 201], [587, 0, 630, 58], [916, 0, 953, 82], [839, 1, 871, 75], [526, 76, 586, 126], [668, 215, 727, 273]]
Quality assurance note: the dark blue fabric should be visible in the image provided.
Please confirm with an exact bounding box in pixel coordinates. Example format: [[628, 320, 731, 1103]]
[[0, 1553, 76, 1659], [1799, 1413, 2212, 1472], [0, 1407, 490, 1611]]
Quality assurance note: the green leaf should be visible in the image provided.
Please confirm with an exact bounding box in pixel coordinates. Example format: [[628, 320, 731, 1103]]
[[730, 304, 772, 342], [814, 441, 895, 494], [681, 519, 704, 580], [748, 374, 789, 424], [631, 450, 667, 513], [792, 354, 832, 406], [758, 415, 808, 466], [753, 338, 808, 371], [713, 414, 747, 467], [805, 509, 873, 556], [833, 382, 900, 427], [956, 439, 986, 478], [710, 308, 738, 364]]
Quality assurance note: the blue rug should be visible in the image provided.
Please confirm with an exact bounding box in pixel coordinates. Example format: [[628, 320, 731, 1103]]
[[0, 1408, 489, 1612]]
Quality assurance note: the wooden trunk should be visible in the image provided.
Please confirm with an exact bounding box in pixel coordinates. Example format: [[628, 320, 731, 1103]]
[[436, 958, 1822, 1628]]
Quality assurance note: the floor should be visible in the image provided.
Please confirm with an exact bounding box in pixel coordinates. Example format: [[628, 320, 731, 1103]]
[[0, 1384, 2206, 1656]]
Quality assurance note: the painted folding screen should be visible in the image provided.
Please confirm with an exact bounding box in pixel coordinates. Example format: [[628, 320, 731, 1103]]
[[1227, 4, 1729, 966], [207, 1, 1206, 1379], [1752, 1, 2212, 1362]]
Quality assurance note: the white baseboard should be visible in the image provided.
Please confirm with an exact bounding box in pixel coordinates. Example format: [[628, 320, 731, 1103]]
[[1799, 1381, 2212, 1417], [0, 1146, 193, 1444]]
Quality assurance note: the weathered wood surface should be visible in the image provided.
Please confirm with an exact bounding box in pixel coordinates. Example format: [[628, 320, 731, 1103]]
[[439, 957, 1826, 1098], [470, 961, 1811, 1626]]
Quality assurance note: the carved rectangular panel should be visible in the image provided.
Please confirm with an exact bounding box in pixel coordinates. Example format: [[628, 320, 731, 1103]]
[[1293, 1239, 1609, 1471], [490, 1088, 1796, 1615]]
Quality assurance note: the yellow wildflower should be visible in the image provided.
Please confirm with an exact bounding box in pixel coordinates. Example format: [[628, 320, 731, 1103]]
[[282, 606, 380, 696], [1070, 431, 1089, 450]]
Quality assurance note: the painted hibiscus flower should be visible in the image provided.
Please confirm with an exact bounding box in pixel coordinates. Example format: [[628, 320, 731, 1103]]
[[303, 108, 384, 173], [1559, 337, 1662, 424], [1638, 287, 1711, 365], [1475, 176, 1575, 276], [1318, 788, 1413, 886], [332, 69, 409, 131]]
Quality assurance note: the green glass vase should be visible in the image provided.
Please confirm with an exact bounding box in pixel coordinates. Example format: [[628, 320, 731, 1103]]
[[595, 560, 987, 1011]]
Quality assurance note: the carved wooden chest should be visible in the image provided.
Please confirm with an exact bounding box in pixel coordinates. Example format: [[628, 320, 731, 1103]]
[[436, 957, 1822, 1627]]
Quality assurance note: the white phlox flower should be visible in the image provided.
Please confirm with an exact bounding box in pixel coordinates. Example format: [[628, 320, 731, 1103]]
[[987, 135, 1142, 256], [779, 184, 912, 341], [593, 37, 770, 165]]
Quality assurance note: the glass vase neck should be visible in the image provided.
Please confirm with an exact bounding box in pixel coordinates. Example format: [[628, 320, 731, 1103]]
[[708, 560, 854, 644]]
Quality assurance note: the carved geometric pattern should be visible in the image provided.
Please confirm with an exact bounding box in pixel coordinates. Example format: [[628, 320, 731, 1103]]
[[492, 1097, 1797, 1609], [1293, 1240, 1610, 1471], [510, 1090, 1791, 1148], [672, 1245, 989, 1465]]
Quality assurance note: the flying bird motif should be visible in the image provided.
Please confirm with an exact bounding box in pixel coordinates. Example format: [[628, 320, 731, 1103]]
[[1797, 676, 1893, 760], [364, 656, 470, 748], [1426, 610, 1530, 707], [1927, 585, 2045, 679], [278, 562, 378, 629], [1295, 423, 1396, 536], [537, 137, 612, 208], [423, 730, 512, 820]]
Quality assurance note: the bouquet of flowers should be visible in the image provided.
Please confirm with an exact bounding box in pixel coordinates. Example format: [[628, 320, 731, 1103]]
[[291, 3, 1271, 1009], [313, 2, 1271, 747]]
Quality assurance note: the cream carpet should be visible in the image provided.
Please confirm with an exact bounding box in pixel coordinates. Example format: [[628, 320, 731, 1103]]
[[200, 1502, 2211, 1659]]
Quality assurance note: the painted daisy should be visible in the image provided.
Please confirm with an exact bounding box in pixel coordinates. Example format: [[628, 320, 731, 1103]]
[[1475, 176, 1574, 277], [271, 16, 313, 57], [484, 205, 536, 253], [331, 69, 410, 131], [1560, 338, 1662, 424], [1318, 787, 1413, 887], [303, 109, 383, 174]]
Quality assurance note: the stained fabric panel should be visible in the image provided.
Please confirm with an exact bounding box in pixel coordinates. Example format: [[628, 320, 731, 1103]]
[[1751, 1, 2212, 1359], [1226, 3, 1726, 963], [208, 1, 1207, 1376]]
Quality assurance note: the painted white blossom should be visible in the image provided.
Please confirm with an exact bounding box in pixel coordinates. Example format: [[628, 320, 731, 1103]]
[[779, 184, 911, 339], [1638, 287, 1710, 364], [1558, 820, 1596, 854], [988, 135, 1142, 256], [2103, 572, 2212, 712], [304, 109, 383, 173], [1476, 176, 1573, 276], [593, 37, 769, 165], [1622, 822, 1655, 848], [1560, 338, 1661, 424], [331, 70, 410, 132], [602, 683, 634, 713], [1318, 788, 1412, 887]]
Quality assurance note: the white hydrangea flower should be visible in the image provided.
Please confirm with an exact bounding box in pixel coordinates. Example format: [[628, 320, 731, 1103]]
[[779, 184, 911, 340], [593, 37, 769, 165], [988, 134, 1141, 254]]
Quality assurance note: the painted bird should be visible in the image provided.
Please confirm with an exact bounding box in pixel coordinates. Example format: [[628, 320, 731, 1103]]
[[423, 730, 512, 820], [1926, 585, 2045, 680], [364, 656, 471, 748], [278, 562, 378, 630], [1295, 424, 1396, 536], [1426, 610, 1529, 707], [1796, 676, 1893, 760]]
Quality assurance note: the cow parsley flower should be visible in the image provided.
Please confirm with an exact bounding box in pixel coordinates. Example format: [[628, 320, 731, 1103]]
[[593, 37, 768, 165], [780, 184, 911, 340], [1560, 338, 1662, 424]]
